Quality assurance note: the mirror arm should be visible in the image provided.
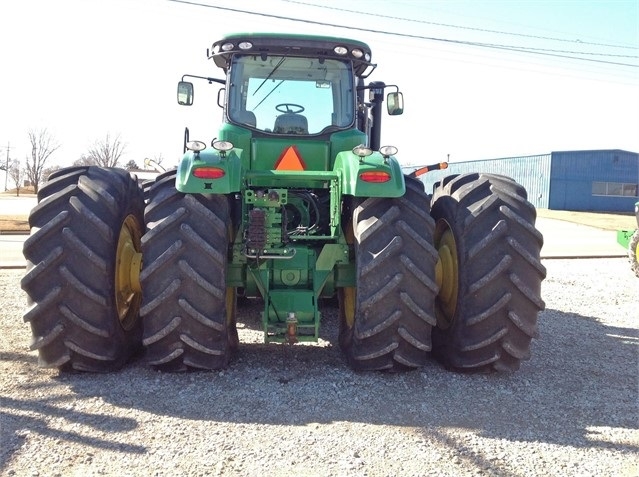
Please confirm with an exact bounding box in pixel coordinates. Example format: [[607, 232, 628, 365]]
[[181, 74, 225, 85], [356, 84, 400, 93]]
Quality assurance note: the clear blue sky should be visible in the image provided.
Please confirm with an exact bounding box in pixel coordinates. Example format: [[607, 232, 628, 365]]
[[0, 0, 637, 174]]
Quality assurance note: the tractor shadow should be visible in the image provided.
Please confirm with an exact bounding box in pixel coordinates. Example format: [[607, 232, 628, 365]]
[[64, 305, 638, 454], [0, 351, 145, 471], [2, 301, 636, 469]]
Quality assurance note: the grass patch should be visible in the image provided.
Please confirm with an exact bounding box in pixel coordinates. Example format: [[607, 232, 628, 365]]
[[0, 215, 29, 232], [536, 209, 636, 231], [1, 187, 36, 196]]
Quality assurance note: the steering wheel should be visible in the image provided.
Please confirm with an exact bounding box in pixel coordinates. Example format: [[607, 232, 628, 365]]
[[276, 103, 305, 114]]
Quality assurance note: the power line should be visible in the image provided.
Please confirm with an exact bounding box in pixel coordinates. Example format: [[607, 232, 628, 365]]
[[1, 142, 10, 190], [477, 43, 638, 59], [167, 0, 639, 68], [284, 0, 639, 51]]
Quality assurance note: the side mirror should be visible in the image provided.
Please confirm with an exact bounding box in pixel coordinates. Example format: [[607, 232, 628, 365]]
[[387, 92, 404, 116], [177, 81, 194, 106]]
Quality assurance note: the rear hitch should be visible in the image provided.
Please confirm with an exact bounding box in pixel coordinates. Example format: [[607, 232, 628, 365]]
[[286, 312, 298, 345]]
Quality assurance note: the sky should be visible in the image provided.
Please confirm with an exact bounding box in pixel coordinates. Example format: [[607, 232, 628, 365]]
[[0, 0, 637, 182]]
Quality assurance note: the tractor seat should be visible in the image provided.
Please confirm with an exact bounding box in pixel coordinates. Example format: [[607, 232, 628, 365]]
[[274, 113, 308, 135], [233, 110, 257, 128]]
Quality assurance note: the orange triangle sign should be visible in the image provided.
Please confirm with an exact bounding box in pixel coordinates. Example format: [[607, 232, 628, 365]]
[[275, 146, 306, 171]]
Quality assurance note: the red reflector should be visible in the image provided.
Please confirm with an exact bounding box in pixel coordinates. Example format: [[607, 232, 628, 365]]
[[359, 171, 391, 183], [193, 167, 225, 179]]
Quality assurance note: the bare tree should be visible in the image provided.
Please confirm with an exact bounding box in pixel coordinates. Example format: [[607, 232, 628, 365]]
[[86, 133, 126, 168], [8, 159, 22, 197], [25, 128, 60, 194], [41, 165, 62, 183], [73, 155, 95, 167]]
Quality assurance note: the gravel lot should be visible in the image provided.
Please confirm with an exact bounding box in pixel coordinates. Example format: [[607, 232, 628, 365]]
[[1, 258, 638, 477]]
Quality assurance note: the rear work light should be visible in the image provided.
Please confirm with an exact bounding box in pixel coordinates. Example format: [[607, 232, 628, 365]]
[[186, 140, 207, 152], [379, 145, 398, 158], [212, 140, 234, 152], [359, 171, 391, 183], [352, 144, 373, 158], [334, 46, 348, 56], [193, 167, 225, 179]]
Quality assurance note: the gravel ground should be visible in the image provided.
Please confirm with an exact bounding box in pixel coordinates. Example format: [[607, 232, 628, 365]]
[[1, 259, 638, 477]]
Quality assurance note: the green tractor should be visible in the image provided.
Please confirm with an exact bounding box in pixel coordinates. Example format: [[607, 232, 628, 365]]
[[21, 33, 546, 373], [617, 201, 639, 277]]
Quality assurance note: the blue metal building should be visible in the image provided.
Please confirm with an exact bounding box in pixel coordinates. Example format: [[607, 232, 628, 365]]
[[410, 149, 639, 212]]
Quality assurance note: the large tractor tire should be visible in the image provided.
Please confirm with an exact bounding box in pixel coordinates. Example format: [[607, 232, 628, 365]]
[[21, 167, 145, 371], [339, 177, 439, 371], [629, 229, 639, 278], [430, 173, 546, 373], [140, 170, 237, 371]]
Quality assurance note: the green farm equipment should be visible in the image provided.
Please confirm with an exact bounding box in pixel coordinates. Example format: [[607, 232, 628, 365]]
[[617, 201, 639, 277], [21, 33, 546, 373]]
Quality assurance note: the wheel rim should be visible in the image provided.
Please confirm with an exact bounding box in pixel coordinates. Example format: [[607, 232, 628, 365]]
[[115, 214, 143, 330], [225, 221, 237, 334], [226, 287, 236, 327], [434, 219, 459, 329], [341, 287, 356, 328], [340, 211, 356, 329]]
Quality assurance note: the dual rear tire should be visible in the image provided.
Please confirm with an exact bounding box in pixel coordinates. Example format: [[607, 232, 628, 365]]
[[140, 170, 237, 371], [430, 173, 546, 372], [21, 168, 236, 372], [339, 173, 546, 373], [629, 230, 639, 278], [21, 167, 144, 372], [339, 178, 439, 371]]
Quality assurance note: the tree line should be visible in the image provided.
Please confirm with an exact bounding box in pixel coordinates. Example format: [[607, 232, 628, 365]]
[[3, 129, 165, 195]]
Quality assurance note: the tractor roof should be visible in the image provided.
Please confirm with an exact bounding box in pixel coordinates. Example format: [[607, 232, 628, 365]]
[[209, 33, 376, 77]]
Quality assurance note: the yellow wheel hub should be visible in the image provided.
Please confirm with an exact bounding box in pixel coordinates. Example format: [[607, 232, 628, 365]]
[[434, 221, 459, 329], [115, 215, 143, 330], [340, 214, 357, 329], [226, 287, 236, 326], [341, 287, 356, 328]]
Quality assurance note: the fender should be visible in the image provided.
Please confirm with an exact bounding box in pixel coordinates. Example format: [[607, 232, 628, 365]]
[[333, 150, 405, 197], [176, 148, 243, 194]]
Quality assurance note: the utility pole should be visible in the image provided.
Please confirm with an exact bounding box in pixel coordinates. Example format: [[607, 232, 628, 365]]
[[3, 142, 10, 191]]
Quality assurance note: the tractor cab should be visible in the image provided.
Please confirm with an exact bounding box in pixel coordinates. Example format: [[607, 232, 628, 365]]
[[210, 33, 376, 140], [225, 54, 354, 136], [177, 33, 404, 172]]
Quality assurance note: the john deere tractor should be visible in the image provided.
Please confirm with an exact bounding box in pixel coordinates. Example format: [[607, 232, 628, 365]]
[[21, 33, 546, 373], [617, 201, 639, 277]]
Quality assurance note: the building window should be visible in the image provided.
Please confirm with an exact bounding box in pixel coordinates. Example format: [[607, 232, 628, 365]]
[[623, 184, 638, 197], [592, 181, 638, 197], [592, 182, 606, 195]]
